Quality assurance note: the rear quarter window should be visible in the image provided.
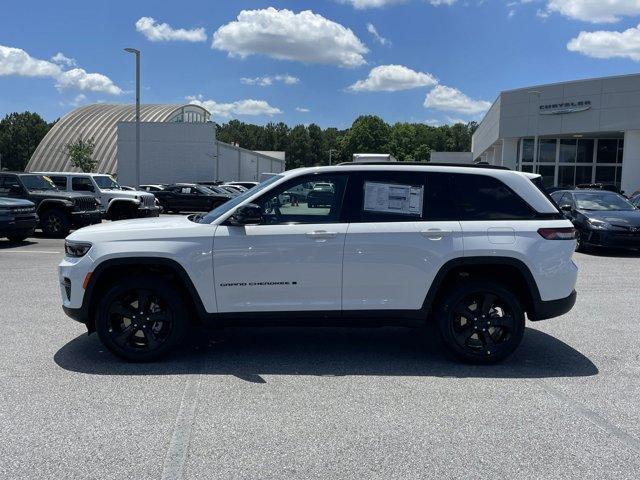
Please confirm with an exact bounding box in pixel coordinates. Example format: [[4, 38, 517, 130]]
[[453, 174, 536, 220]]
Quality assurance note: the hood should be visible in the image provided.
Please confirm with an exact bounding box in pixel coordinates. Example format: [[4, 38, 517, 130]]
[[580, 209, 640, 227], [67, 215, 213, 243], [101, 189, 154, 198], [28, 190, 92, 201], [0, 197, 35, 207]]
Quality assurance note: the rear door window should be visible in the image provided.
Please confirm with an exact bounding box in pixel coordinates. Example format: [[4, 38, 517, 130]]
[[72, 177, 94, 192]]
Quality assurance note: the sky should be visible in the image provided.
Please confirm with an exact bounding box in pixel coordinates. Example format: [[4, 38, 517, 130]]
[[2, 0, 640, 129]]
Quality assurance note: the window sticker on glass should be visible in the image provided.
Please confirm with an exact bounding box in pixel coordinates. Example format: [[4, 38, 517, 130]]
[[363, 181, 424, 216]]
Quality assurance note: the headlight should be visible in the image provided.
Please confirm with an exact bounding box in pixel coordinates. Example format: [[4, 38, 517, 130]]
[[587, 218, 609, 230], [0, 208, 11, 215], [65, 240, 92, 257], [95, 198, 102, 206]]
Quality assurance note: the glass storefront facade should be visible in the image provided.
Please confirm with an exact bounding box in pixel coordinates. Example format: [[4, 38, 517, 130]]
[[516, 137, 624, 188]]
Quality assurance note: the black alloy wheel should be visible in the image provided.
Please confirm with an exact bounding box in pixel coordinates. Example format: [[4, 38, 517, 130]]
[[437, 281, 525, 364], [96, 276, 188, 361], [41, 209, 70, 237]]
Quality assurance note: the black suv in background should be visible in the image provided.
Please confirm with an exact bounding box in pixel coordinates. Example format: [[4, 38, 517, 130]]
[[0, 173, 102, 237], [0, 197, 38, 242], [153, 184, 232, 213]]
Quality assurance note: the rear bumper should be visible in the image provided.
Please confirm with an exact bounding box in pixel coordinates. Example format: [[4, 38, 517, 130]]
[[530, 290, 577, 321]]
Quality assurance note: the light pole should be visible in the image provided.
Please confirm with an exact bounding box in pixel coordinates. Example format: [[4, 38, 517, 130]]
[[328, 148, 337, 166], [124, 48, 141, 187]]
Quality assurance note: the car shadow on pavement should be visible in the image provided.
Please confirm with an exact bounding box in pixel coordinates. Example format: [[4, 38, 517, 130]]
[[0, 239, 38, 249], [54, 326, 598, 381]]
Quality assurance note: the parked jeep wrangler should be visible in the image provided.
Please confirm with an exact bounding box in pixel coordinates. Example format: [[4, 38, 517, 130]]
[[39, 172, 160, 221], [0, 172, 102, 237]]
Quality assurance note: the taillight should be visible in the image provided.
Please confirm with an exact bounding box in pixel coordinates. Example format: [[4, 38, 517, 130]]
[[537, 227, 577, 240]]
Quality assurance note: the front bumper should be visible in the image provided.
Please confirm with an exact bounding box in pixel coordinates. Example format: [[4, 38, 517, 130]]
[[530, 290, 577, 321], [136, 206, 161, 218], [70, 210, 104, 226], [583, 229, 640, 249], [0, 214, 38, 234]]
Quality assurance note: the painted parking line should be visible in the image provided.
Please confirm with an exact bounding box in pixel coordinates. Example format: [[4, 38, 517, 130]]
[[0, 250, 62, 254]]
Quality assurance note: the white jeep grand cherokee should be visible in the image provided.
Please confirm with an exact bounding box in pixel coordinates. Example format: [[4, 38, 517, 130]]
[[60, 163, 578, 363]]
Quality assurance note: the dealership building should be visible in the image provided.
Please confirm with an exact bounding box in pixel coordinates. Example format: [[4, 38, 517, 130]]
[[472, 73, 640, 193]]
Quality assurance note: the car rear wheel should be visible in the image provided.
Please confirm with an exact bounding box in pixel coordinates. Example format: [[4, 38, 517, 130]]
[[96, 276, 189, 361], [437, 281, 525, 364], [40, 209, 70, 237]]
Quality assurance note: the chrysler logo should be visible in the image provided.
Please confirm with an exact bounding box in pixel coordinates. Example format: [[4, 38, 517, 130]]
[[540, 101, 591, 115]]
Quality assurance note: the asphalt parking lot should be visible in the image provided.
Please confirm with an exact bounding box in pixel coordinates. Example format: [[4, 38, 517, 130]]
[[0, 234, 639, 479]]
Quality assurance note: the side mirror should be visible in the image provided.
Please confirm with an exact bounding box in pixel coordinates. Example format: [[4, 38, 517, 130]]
[[9, 185, 23, 194], [228, 203, 263, 226], [560, 204, 572, 213]]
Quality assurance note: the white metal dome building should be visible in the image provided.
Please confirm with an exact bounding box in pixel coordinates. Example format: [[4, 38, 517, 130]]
[[26, 103, 210, 174]]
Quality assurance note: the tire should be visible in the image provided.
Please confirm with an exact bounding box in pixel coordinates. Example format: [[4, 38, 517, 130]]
[[575, 230, 588, 253], [436, 281, 525, 364], [95, 275, 190, 362], [6, 233, 30, 243], [40, 209, 71, 237]]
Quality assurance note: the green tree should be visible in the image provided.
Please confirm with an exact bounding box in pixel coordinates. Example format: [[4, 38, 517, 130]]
[[341, 115, 390, 160], [412, 144, 431, 162], [65, 137, 97, 173], [0, 112, 52, 171], [387, 122, 417, 161], [288, 125, 311, 169], [307, 123, 324, 166]]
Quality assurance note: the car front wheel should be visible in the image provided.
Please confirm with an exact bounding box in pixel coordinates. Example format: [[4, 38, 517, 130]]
[[437, 281, 525, 364], [95, 276, 189, 361], [40, 209, 71, 237]]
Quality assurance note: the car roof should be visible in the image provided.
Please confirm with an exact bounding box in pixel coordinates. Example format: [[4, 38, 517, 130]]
[[33, 172, 112, 177]]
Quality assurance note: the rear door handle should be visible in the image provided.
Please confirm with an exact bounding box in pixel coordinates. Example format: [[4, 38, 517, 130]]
[[305, 230, 338, 239], [420, 228, 452, 240]]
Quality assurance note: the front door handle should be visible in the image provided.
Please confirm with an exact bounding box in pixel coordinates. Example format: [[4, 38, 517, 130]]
[[305, 230, 338, 239], [420, 229, 452, 240]]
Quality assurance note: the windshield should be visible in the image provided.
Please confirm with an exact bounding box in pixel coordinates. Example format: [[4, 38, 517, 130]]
[[20, 174, 58, 191], [574, 192, 635, 211], [198, 175, 284, 223], [93, 175, 120, 189]]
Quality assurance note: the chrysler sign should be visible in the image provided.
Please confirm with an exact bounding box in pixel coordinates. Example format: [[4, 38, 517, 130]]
[[540, 100, 591, 115]]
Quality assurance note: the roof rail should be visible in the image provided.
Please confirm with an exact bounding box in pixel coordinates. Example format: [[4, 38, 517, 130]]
[[336, 161, 511, 170]]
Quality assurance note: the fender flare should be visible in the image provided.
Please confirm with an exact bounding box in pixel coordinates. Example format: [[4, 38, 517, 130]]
[[421, 256, 542, 314], [36, 199, 72, 214], [80, 257, 207, 326]]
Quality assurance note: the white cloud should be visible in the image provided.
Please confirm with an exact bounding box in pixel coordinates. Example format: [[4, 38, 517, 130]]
[[296, 107, 311, 112], [55, 68, 122, 95], [340, 0, 455, 8], [60, 94, 87, 107], [348, 64, 437, 92], [241, 74, 300, 86], [367, 23, 391, 46], [568, 23, 640, 61], [51, 52, 76, 67], [424, 85, 491, 115], [0, 45, 122, 96], [135, 17, 207, 42], [187, 94, 282, 118], [0, 45, 62, 77], [546, 0, 640, 23], [212, 8, 369, 68]]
